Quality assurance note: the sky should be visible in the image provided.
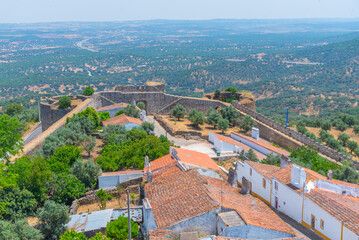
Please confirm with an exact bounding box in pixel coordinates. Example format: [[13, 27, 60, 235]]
[[1, 0, 358, 23]]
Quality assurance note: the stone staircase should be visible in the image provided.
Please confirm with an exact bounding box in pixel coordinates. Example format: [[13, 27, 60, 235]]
[[156, 97, 183, 114]]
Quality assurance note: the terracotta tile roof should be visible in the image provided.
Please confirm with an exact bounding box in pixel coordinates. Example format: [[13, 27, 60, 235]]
[[100, 169, 143, 176], [144, 154, 177, 172], [306, 188, 359, 235], [145, 169, 219, 229], [204, 176, 295, 235], [231, 132, 290, 157], [215, 238, 304, 240], [245, 161, 280, 180], [172, 147, 221, 171], [212, 133, 266, 160], [102, 113, 143, 127], [97, 102, 130, 112], [148, 229, 174, 240], [273, 164, 359, 193]]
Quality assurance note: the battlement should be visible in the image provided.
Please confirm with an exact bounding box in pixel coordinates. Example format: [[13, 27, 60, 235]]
[[114, 82, 165, 93]]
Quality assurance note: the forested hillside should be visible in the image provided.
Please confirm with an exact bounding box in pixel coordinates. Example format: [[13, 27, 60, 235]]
[[0, 19, 359, 122]]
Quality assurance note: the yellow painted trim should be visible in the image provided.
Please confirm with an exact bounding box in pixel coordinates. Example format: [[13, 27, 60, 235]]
[[237, 181, 242, 187], [269, 181, 272, 205], [320, 219, 324, 230], [341, 222, 343, 240], [251, 190, 270, 205], [302, 220, 331, 240], [262, 178, 266, 189]]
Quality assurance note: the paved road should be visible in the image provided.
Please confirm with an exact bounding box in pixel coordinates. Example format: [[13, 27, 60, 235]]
[[24, 123, 42, 145]]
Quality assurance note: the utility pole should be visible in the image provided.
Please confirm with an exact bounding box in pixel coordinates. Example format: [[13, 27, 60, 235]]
[[285, 108, 289, 128], [127, 190, 131, 240], [38, 102, 41, 122]]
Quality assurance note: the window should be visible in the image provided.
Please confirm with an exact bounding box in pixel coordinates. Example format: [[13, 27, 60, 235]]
[[274, 181, 278, 190], [320, 219, 324, 230], [250, 168, 252, 176], [262, 178, 266, 189]]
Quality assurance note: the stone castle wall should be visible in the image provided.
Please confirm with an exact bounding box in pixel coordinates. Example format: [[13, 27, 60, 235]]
[[114, 84, 165, 93], [37, 87, 358, 169], [231, 101, 359, 168]]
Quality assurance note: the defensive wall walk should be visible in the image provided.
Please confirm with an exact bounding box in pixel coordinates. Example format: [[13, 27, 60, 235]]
[[18, 98, 94, 158], [20, 89, 358, 169]]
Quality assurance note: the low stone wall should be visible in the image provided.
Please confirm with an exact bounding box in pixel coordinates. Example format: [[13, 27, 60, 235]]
[[231, 101, 359, 169], [154, 114, 207, 140], [69, 176, 143, 214]]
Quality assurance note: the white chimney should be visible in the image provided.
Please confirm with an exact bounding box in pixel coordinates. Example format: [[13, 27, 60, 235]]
[[251, 127, 259, 140], [291, 165, 306, 189], [327, 170, 333, 181], [280, 155, 291, 168]]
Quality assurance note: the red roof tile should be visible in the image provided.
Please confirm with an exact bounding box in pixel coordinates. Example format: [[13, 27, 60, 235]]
[[273, 164, 359, 193], [145, 169, 219, 229], [144, 154, 177, 172], [102, 113, 143, 127], [204, 176, 295, 235], [148, 229, 174, 240], [245, 161, 281, 180], [306, 188, 359, 235], [231, 132, 290, 157], [212, 133, 266, 160], [100, 169, 143, 176], [172, 147, 221, 171]]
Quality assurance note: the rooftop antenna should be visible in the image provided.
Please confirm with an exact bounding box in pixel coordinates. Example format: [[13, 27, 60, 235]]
[[285, 108, 289, 128]]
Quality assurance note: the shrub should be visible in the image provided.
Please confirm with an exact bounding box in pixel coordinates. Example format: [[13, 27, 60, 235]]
[[137, 102, 146, 110], [99, 111, 111, 121], [106, 216, 139, 240], [58, 96, 71, 109], [38, 201, 69, 240], [82, 86, 95, 96], [96, 189, 114, 210], [225, 86, 238, 94], [122, 104, 140, 118]]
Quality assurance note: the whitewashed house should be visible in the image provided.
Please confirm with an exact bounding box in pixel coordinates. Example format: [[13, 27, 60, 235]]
[[209, 132, 266, 160], [231, 132, 290, 157], [235, 159, 359, 240], [235, 160, 279, 205]]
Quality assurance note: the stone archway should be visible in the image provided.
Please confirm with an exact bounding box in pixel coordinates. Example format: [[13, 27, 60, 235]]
[[136, 100, 148, 112]]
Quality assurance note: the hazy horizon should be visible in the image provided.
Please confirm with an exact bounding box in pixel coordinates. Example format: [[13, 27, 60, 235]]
[[2, 0, 359, 24]]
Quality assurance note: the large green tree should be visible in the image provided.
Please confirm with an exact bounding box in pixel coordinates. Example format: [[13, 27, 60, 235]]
[[38, 201, 69, 240], [0, 114, 23, 161], [7, 156, 52, 203], [220, 106, 239, 125], [0, 219, 43, 240], [239, 115, 255, 132], [0, 186, 38, 220], [52, 173, 86, 205], [170, 104, 186, 120], [207, 110, 221, 128], [70, 159, 102, 189], [48, 145, 82, 173]]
